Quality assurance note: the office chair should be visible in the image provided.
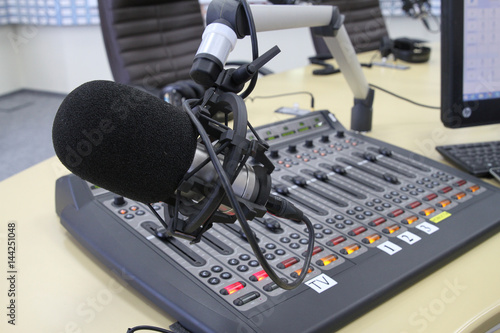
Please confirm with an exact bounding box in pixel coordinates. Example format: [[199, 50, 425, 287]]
[[98, 0, 207, 97], [98, 0, 273, 101], [311, 0, 389, 56]]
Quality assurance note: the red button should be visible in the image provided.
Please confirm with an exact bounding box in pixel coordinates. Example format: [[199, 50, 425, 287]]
[[369, 217, 387, 226], [406, 201, 422, 209], [388, 209, 404, 217], [423, 193, 438, 201]]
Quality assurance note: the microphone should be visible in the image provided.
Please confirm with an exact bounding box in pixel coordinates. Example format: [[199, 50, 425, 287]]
[[53, 80, 314, 290], [52, 80, 269, 209], [52, 80, 198, 205]]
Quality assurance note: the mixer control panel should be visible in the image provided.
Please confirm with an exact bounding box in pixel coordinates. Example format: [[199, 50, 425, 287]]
[[56, 111, 500, 333]]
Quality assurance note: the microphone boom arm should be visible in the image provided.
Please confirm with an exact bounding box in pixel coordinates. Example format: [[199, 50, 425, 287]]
[[190, 0, 375, 131]]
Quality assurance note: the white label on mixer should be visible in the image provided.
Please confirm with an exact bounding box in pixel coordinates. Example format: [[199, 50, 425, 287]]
[[397, 231, 421, 245], [416, 222, 439, 234], [305, 274, 338, 294], [377, 241, 402, 255]]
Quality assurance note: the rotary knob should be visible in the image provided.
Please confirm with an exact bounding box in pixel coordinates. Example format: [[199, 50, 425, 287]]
[[287, 145, 297, 153]]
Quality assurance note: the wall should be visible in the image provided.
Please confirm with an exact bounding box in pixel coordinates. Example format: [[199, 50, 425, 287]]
[[0, 25, 23, 94], [0, 24, 112, 95]]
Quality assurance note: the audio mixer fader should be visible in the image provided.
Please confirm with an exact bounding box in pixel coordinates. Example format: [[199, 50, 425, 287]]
[[55, 111, 500, 333]]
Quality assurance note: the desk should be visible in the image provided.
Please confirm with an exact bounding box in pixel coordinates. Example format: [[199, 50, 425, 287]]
[[2, 48, 500, 333]]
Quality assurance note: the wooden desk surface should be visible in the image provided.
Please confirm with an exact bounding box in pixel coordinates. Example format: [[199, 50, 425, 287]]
[[1, 47, 500, 333]]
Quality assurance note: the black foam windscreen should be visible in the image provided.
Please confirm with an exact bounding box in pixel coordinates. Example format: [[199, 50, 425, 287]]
[[52, 80, 198, 204]]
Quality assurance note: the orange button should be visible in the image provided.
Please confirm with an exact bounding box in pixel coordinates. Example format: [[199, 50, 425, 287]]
[[316, 254, 338, 266], [341, 243, 360, 255], [437, 199, 452, 208], [420, 207, 436, 216], [452, 192, 467, 200], [362, 233, 381, 244], [402, 215, 418, 225], [383, 224, 400, 234], [467, 185, 480, 193]]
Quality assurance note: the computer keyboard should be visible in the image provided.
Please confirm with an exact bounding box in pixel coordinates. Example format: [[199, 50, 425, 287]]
[[436, 140, 500, 176]]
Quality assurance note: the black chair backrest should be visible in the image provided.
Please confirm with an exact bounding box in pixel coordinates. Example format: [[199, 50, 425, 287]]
[[312, 0, 389, 56], [98, 0, 204, 91]]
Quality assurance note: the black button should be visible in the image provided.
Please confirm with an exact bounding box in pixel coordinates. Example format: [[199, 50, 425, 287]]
[[233, 292, 260, 306], [228, 258, 240, 266], [249, 260, 260, 267], [199, 270, 211, 278], [208, 277, 220, 285], [280, 237, 291, 243], [265, 243, 276, 250], [265, 253, 275, 260], [237, 265, 249, 272], [275, 249, 286, 256], [211, 266, 223, 273]]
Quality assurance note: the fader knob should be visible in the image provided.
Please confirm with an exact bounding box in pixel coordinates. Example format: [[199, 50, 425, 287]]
[[264, 218, 281, 232], [336, 130, 345, 138], [379, 147, 392, 156], [305, 140, 314, 148]]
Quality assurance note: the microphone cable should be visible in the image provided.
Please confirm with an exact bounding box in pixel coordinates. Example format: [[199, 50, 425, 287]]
[[127, 325, 173, 333], [368, 83, 440, 110], [246, 91, 315, 110], [182, 98, 315, 291], [239, 0, 259, 100]]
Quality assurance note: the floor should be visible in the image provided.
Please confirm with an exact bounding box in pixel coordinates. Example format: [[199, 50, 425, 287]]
[[0, 89, 66, 181]]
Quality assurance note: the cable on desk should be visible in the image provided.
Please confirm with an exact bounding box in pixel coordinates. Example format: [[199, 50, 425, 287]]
[[246, 91, 315, 110], [127, 325, 174, 333], [369, 83, 440, 110]]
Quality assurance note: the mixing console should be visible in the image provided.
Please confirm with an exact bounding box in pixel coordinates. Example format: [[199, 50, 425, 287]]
[[55, 111, 500, 333]]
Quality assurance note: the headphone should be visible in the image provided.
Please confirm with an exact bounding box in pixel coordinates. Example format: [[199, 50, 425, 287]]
[[402, 0, 430, 19], [401, 0, 434, 31], [379, 36, 431, 63]]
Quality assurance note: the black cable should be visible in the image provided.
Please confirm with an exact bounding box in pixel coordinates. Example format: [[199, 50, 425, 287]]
[[246, 91, 315, 110], [239, 0, 259, 100], [369, 83, 440, 110], [127, 325, 174, 333], [183, 100, 315, 290], [424, 14, 441, 34]]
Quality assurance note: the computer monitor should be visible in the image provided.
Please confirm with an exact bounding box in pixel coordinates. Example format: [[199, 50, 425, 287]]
[[441, 0, 500, 128]]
